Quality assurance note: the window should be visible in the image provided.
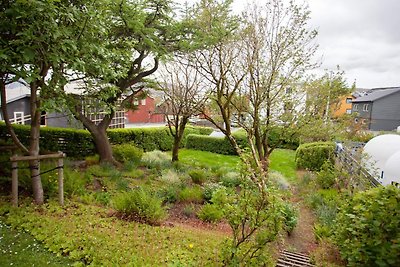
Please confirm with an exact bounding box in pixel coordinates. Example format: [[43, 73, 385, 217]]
[[133, 99, 139, 106], [346, 109, 352, 114], [141, 98, 146, 105], [13, 112, 24, 124], [346, 98, 352, 104], [353, 104, 358, 111], [363, 104, 369, 112]]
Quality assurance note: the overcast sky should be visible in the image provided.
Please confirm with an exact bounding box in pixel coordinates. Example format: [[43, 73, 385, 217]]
[[176, 0, 400, 89]]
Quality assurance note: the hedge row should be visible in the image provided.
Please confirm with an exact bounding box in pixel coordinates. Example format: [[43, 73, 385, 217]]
[[185, 127, 299, 155], [295, 141, 335, 171], [0, 123, 212, 158]]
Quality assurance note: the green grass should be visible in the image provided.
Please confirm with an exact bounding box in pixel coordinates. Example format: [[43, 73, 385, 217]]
[[178, 149, 240, 170], [269, 149, 297, 183], [0, 200, 225, 266], [0, 220, 74, 266], [179, 148, 297, 182]]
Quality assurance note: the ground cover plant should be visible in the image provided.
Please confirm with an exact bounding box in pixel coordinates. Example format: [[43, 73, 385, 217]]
[[0, 148, 299, 265]]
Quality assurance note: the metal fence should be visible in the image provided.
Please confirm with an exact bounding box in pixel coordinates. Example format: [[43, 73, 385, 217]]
[[335, 144, 381, 187]]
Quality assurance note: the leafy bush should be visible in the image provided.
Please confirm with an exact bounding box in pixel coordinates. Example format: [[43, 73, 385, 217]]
[[281, 202, 298, 234], [203, 183, 225, 202], [112, 188, 167, 225], [334, 186, 400, 266], [220, 172, 242, 187], [141, 150, 171, 169], [188, 169, 209, 185], [158, 184, 181, 203], [197, 204, 224, 223], [178, 186, 204, 203], [295, 141, 335, 171], [113, 143, 143, 164], [316, 161, 336, 189]]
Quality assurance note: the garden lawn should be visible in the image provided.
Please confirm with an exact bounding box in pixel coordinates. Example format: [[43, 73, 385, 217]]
[[179, 148, 296, 181], [0, 199, 225, 266], [269, 149, 297, 183], [178, 149, 240, 170], [0, 220, 74, 266]]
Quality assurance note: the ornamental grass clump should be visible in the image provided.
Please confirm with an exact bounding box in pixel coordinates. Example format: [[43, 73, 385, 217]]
[[113, 188, 167, 225]]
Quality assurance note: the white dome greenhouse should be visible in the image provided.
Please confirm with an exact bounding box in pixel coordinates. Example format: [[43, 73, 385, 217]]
[[362, 134, 400, 185], [382, 151, 400, 186]]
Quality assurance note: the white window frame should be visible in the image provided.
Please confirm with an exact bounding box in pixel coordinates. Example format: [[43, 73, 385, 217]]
[[14, 111, 24, 124], [346, 98, 352, 104], [346, 109, 352, 114], [353, 104, 358, 111], [363, 104, 369, 112], [141, 98, 146, 105]]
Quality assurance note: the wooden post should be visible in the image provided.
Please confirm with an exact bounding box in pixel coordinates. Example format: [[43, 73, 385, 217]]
[[11, 161, 18, 207], [58, 156, 64, 206]]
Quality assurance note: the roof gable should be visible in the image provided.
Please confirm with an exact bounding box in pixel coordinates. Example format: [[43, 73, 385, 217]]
[[352, 87, 400, 103]]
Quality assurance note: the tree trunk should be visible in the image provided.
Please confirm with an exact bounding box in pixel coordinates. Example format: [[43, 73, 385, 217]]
[[29, 84, 44, 204], [171, 117, 188, 162], [91, 127, 120, 166]]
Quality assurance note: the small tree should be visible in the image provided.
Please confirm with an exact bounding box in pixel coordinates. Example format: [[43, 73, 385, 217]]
[[0, 0, 92, 204], [159, 58, 207, 161]]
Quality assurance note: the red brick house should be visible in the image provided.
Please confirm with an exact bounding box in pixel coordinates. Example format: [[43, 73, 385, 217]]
[[125, 93, 165, 123]]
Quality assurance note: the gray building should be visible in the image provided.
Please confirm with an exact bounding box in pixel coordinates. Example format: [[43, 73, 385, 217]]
[[352, 87, 400, 131], [1, 82, 125, 129]]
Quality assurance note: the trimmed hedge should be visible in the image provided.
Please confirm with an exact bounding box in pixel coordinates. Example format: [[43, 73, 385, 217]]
[[185, 127, 299, 155], [0, 123, 212, 159], [295, 141, 335, 171], [186, 134, 237, 155]]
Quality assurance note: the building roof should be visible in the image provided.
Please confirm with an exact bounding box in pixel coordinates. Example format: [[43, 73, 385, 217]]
[[352, 87, 400, 103], [3, 82, 31, 104]]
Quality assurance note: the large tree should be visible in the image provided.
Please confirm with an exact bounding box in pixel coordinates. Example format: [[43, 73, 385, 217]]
[[0, 0, 95, 204], [64, 0, 185, 165]]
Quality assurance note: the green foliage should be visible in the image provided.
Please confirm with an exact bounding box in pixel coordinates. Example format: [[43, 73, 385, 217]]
[[185, 128, 299, 156], [0, 220, 74, 266], [1, 200, 223, 265], [141, 150, 171, 169], [334, 186, 400, 267], [178, 186, 204, 203], [316, 161, 337, 189], [309, 189, 341, 229], [0, 123, 211, 159], [64, 168, 91, 197], [281, 202, 298, 234], [295, 141, 335, 171], [186, 134, 237, 155], [188, 169, 209, 185], [113, 143, 143, 164], [158, 184, 181, 203], [85, 154, 99, 166], [197, 204, 224, 223], [220, 171, 242, 187], [203, 183, 225, 202], [112, 188, 167, 225]]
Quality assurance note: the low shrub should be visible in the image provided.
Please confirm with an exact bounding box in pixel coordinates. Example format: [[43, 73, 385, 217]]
[[112, 188, 167, 225], [178, 186, 204, 203], [220, 172, 242, 187], [203, 183, 225, 202], [295, 142, 335, 171], [197, 204, 224, 223], [159, 169, 182, 185], [281, 202, 298, 235], [188, 169, 209, 185], [113, 143, 143, 164], [64, 168, 91, 196], [334, 186, 400, 266], [183, 204, 196, 218], [141, 150, 171, 169], [316, 161, 337, 189], [85, 154, 99, 166], [158, 184, 181, 203]]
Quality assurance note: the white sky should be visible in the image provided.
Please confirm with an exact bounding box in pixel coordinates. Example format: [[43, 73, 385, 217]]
[[175, 0, 400, 89]]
